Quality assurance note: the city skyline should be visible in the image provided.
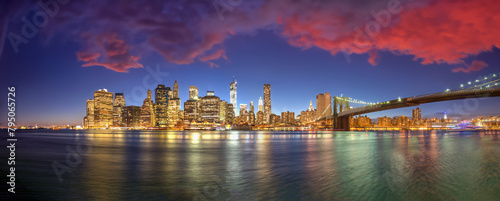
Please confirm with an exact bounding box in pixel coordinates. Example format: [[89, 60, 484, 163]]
[[1, 0, 500, 126]]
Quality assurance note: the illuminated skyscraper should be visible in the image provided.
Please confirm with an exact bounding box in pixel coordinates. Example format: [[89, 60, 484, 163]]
[[83, 99, 95, 129], [184, 100, 198, 122], [249, 101, 254, 113], [220, 100, 227, 122], [169, 81, 181, 127], [300, 101, 316, 125], [189, 86, 198, 100], [263, 84, 271, 123], [94, 89, 114, 128], [173, 80, 179, 98], [412, 107, 421, 121], [226, 103, 235, 124], [113, 93, 125, 127], [167, 99, 179, 127], [123, 106, 141, 127], [230, 79, 237, 115], [200, 91, 220, 122], [155, 85, 169, 127], [281, 111, 295, 125], [239, 104, 248, 116], [316, 92, 332, 120], [256, 111, 264, 125], [258, 97, 263, 112], [140, 89, 155, 128]]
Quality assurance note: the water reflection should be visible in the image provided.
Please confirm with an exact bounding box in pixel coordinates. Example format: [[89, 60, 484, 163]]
[[7, 130, 500, 200]]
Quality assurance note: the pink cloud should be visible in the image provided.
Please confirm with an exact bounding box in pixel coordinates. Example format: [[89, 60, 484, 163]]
[[452, 60, 488, 73]]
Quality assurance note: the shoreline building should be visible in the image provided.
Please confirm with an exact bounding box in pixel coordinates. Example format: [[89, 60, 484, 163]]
[[155, 85, 169, 128], [200, 91, 221, 122], [258, 97, 263, 112], [184, 86, 199, 123], [94, 89, 114, 128], [123, 106, 141, 127], [226, 103, 235, 125], [300, 101, 317, 125], [140, 89, 155, 128], [316, 93, 332, 120], [263, 84, 271, 124], [230, 79, 237, 115], [83, 99, 95, 129], [171, 80, 181, 126], [113, 93, 125, 127]]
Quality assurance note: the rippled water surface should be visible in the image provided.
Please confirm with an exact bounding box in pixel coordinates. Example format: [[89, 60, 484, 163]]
[[1, 130, 500, 200]]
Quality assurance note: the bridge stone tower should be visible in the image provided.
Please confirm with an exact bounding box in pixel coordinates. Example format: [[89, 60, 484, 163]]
[[333, 97, 351, 130]]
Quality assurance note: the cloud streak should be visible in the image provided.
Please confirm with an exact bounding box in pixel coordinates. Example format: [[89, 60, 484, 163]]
[[452, 60, 488, 73], [0, 0, 498, 72]]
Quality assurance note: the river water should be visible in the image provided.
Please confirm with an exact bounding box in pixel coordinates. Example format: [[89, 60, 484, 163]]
[[1, 130, 499, 200]]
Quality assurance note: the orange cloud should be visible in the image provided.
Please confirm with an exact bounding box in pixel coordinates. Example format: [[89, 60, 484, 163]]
[[76, 33, 143, 72]]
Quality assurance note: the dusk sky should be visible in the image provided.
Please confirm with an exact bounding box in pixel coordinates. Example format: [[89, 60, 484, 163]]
[[1, 0, 499, 126]]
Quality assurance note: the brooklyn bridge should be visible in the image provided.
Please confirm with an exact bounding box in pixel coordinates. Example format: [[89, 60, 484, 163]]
[[318, 74, 500, 130]]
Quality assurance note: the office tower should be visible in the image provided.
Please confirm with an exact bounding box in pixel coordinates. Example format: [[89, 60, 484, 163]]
[[184, 100, 199, 123], [123, 106, 141, 127], [84, 99, 95, 128], [263, 84, 271, 123], [239, 104, 248, 116], [220, 100, 227, 122], [316, 92, 332, 120], [281, 111, 295, 125], [140, 89, 155, 128], [256, 111, 264, 125], [300, 101, 316, 125], [189, 86, 198, 100], [173, 80, 179, 98], [200, 91, 221, 122], [171, 81, 181, 121], [155, 85, 169, 127], [230, 79, 237, 115], [412, 107, 421, 120], [94, 89, 114, 128], [250, 101, 254, 113], [113, 93, 125, 127], [226, 103, 235, 124], [167, 99, 179, 127], [258, 97, 263, 112]]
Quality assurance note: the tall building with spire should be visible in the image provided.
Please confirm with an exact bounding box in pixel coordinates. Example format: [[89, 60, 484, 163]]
[[155, 85, 169, 127], [263, 84, 271, 123], [170, 80, 181, 127], [301, 101, 316, 125], [140, 89, 155, 128], [230, 79, 237, 116], [412, 107, 421, 121], [173, 80, 179, 98]]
